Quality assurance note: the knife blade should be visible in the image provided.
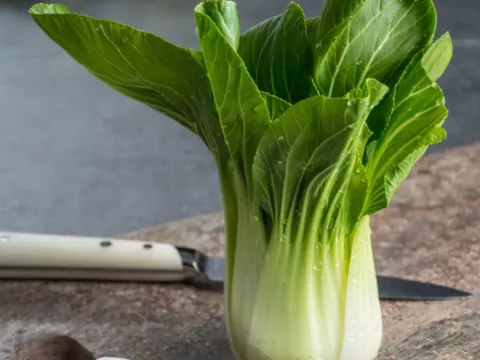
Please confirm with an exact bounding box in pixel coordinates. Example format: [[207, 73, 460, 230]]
[[0, 231, 471, 300], [177, 251, 472, 301]]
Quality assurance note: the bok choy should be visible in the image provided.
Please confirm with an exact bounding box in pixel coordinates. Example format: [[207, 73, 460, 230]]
[[29, 0, 452, 359]]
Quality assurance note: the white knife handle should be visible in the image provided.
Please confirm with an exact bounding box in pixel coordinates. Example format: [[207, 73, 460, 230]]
[[0, 232, 186, 282]]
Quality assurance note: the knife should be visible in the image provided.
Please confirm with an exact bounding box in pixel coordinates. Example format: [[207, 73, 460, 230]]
[[0, 231, 471, 300]]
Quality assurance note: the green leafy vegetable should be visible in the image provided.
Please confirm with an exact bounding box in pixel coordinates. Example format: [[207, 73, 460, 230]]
[[29, 1, 452, 359]]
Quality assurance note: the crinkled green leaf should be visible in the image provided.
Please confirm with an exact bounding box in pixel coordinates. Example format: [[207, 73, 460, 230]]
[[307, 0, 360, 49], [253, 80, 387, 232], [253, 95, 360, 222], [198, 0, 240, 50], [195, 1, 270, 186], [363, 52, 448, 215], [422, 32, 453, 82], [310, 0, 436, 97], [383, 127, 445, 201], [29, 3, 228, 162], [238, 2, 312, 103]]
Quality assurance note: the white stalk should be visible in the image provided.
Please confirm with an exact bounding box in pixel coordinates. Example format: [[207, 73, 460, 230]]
[[225, 214, 382, 360]]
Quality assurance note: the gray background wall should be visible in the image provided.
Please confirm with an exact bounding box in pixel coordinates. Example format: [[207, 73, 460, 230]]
[[0, 0, 478, 236]]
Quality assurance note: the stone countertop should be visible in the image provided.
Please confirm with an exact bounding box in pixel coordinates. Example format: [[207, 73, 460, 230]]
[[1, 144, 479, 360]]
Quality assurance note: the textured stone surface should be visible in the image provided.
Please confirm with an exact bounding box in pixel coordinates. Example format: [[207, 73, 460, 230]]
[[1, 143, 479, 359]]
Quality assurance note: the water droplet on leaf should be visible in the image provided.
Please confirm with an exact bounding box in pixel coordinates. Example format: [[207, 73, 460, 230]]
[[121, 36, 130, 44]]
